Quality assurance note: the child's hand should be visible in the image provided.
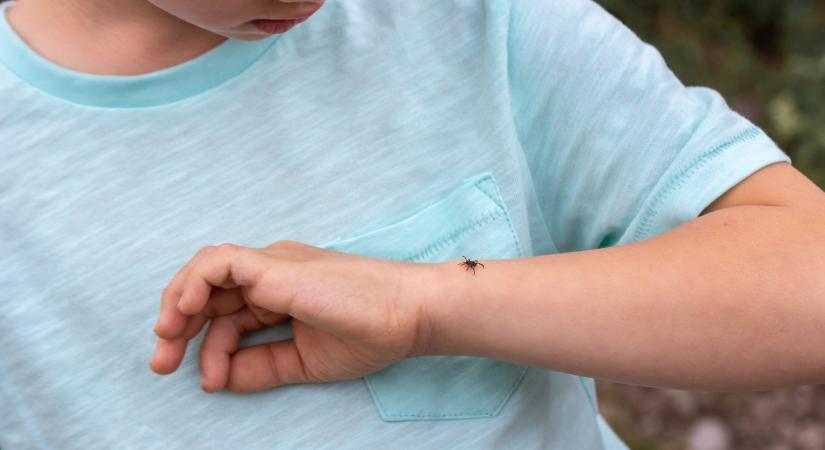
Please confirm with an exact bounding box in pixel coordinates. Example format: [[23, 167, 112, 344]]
[[149, 240, 436, 393]]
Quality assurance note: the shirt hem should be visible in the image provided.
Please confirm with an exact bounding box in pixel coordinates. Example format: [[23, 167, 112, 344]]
[[628, 126, 792, 242]]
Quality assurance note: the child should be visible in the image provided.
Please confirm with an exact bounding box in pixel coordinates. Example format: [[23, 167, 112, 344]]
[[2, 0, 823, 448]]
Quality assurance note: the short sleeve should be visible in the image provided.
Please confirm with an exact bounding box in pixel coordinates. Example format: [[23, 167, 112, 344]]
[[506, 0, 792, 253]]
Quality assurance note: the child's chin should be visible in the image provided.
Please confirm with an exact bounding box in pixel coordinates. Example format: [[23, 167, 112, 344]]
[[231, 34, 274, 42], [210, 29, 275, 42]]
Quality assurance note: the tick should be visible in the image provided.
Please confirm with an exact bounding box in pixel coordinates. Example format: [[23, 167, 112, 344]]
[[458, 256, 485, 275]]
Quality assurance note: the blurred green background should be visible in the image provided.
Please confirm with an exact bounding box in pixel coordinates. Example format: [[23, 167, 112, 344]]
[[593, 1, 825, 449]]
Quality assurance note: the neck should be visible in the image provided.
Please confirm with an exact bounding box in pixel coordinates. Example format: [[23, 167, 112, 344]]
[[5, 0, 227, 75]]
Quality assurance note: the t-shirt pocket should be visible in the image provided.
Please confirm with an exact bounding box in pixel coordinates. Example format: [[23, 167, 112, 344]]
[[317, 171, 529, 422]]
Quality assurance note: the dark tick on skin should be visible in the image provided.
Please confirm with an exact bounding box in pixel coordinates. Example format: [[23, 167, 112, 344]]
[[458, 256, 485, 275]]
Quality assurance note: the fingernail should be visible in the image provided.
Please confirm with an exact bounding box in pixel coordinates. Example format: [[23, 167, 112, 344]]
[[201, 378, 214, 393]]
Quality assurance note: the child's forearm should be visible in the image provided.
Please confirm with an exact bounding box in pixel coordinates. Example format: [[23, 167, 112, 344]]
[[411, 205, 825, 391]]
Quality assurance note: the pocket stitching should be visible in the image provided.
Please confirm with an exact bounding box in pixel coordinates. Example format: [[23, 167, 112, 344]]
[[399, 173, 524, 263], [321, 173, 501, 252], [473, 175, 525, 259], [473, 176, 504, 210], [368, 365, 530, 420], [401, 209, 504, 262]]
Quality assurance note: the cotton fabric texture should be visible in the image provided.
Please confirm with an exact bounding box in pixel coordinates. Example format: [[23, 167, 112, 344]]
[[0, 0, 790, 448]]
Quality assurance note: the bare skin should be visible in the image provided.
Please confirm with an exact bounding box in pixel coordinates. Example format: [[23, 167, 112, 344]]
[[150, 162, 825, 393], [5, 0, 323, 75], [426, 162, 825, 391]]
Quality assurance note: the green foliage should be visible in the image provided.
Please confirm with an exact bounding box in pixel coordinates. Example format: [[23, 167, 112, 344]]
[[598, 0, 825, 188]]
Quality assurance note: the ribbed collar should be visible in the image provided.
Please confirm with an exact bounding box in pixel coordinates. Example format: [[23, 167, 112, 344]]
[[0, 1, 278, 108]]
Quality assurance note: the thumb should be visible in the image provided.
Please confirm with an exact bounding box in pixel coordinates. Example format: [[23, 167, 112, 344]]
[[226, 339, 312, 392]]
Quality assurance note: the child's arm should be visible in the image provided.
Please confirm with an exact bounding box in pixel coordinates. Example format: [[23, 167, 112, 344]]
[[417, 161, 825, 391], [151, 169, 825, 394]]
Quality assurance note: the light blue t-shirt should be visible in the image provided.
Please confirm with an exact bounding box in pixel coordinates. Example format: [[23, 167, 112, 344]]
[[0, 0, 791, 448]]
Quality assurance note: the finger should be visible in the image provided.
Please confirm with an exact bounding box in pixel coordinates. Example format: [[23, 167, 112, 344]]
[[199, 308, 264, 393], [155, 246, 221, 338], [248, 303, 292, 326], [154, 285, 247, 369], [225, 339, 312, 393], [177, 244, 263, 316], [155, 258, 197, 339], [149, 337, 187, 375], [202, 287, 248, 319], [149, 314, 208, 374]]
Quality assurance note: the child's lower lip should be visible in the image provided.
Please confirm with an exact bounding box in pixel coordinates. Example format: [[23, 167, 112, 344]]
[[252, 18, 307, 34]]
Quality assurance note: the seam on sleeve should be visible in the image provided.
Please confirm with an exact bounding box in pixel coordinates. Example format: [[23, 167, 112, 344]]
[[632, 126, 762, 241]]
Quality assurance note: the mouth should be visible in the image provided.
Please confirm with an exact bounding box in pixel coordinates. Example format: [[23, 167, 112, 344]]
[[251, 18, 309, 34]]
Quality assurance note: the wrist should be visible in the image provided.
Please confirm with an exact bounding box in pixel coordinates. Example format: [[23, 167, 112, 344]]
[[398, 260, 455, 358], [400, 259, 470, 358]]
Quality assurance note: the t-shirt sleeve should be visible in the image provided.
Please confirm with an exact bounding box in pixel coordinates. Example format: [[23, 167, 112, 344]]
[[506, 0, 792, 253]]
